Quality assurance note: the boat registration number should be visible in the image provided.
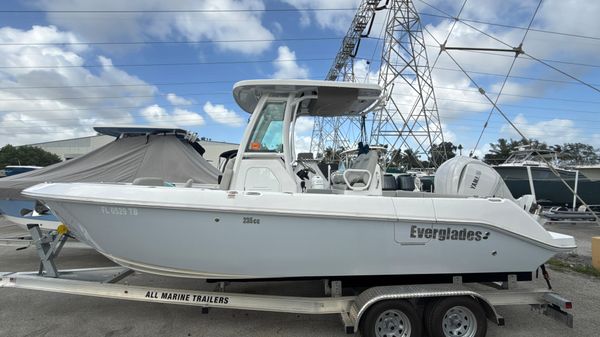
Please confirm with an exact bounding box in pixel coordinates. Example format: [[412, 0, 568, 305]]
[[100, 206, 139, 216]]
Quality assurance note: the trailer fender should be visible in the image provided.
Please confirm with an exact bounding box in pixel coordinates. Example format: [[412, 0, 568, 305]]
[[350, 285, 503, 333]]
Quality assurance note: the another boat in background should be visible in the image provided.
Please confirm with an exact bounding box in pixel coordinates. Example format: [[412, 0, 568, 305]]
[[493, 147, 600, 207], [0, 126, 220, 231], [570, 164, 600, 181], [1, 165, 42, 177]]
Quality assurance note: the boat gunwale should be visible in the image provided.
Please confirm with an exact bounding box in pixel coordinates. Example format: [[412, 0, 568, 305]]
[[25, 188, 576, 252]]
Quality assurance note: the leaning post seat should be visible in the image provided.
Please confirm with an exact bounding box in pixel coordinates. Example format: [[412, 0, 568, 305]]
[[333, 151, 379, 190]]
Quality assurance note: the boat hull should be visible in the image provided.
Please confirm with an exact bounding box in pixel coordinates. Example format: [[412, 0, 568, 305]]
[[32, 185, 575, 280]]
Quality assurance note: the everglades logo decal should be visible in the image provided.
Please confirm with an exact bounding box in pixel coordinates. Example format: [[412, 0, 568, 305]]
[[410, 225, 489, 241]]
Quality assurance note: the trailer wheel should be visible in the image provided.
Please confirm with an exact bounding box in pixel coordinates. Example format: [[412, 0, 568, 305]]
[[426, 296, 486, 337], [360, 300, 421, 337]]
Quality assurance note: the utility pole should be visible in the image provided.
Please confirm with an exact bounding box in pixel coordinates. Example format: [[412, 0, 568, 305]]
[[311, 0, 444, 167], [370, 0, 445, 167], [310, 0, 382, 160]]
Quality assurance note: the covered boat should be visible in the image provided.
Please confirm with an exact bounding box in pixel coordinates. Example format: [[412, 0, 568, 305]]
[[0, 126, 219, 230]]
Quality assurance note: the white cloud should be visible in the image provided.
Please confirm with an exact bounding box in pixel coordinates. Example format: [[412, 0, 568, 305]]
[[271, 46, 309, 79], [441, 124, 456, 143], [279, 0, 361, 32], [172, 108, 205, 126], [203, 101, 245, 127], [0, 25, 156, 145], [140, 105, 205, 127], [352, 59, 379, 84], [500, 114, 600, 146], [294, 135, 313, 155], [166, 93, 193, 106], [294, 116, 314, 133], [35, 0, 275, 55]]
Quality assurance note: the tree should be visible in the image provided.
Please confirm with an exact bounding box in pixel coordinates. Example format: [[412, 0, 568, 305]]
[[388, 148, 403, 168], [320, 146, 345, 164], [0, 145, 61, 169], [481, 138, 600, 166], [429, 141, 457, 165], [401, 149, 425, 169], [483, 138, 530, 165], [560, 143, 599, 165]]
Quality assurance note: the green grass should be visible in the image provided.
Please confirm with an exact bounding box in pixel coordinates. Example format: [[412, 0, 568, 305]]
[[547, 258, 600, 278]]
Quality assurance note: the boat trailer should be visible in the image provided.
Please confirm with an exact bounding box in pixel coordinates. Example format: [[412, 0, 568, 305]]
[[0, 226, 90, 250], [0, 225, 574, 337]]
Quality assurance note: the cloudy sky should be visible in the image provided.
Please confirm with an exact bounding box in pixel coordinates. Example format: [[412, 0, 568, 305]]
[[0, 0, 598, 157]]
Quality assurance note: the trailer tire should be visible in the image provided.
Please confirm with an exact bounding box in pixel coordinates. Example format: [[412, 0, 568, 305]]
[[426, 296, 486, 337], [360, 300, 421, 337], [423, 297, 441, 335]]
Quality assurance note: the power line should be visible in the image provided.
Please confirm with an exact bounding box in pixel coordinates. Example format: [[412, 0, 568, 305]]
[[4, 5, 597, 41], [0, 117, 249, 130], [3, 119, 600, 139], [2, 48, 597, 73], [1, 77, 599, 106], [435, 86, 600, 105], [1, 91, 597, 122], [0, 91, 230, 102], [418, 11, 600, 41], [361, 57, 600, 86], [0, 57, 333, 69], [0, 86, 597, 115], [452, 48, 600, 69], [5, 27, 596, 69], [431, 65, 600, 86], [362, 38, 600, 69], [444, 98, 599, 115], [0, 102, 208, 114], [418, 0, 599, 93], [2, 112, 600, 130], [0, 36, 344, 47], [0, 8, 358, 14], [392, 98, 599, 115], [0, 79, 234, 91], [472, 0, 543, 153]]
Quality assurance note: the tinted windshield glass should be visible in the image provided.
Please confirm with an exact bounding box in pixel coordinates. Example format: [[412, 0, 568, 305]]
[[246, 102, 286, 153]]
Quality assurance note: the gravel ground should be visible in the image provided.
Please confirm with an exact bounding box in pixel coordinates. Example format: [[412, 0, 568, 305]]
[[1, 217, 599, 337], [545, 221, 600, 258]]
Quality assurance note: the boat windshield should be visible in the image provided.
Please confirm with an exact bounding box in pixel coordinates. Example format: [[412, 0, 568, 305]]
[[246, 101, 286, 153], [505, 153, 529, 163]]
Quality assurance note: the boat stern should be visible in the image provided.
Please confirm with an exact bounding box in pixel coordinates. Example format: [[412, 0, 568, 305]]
[[547, 231, 577, 251]]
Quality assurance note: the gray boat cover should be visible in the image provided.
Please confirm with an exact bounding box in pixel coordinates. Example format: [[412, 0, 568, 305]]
[[0, 134, 220, 200]]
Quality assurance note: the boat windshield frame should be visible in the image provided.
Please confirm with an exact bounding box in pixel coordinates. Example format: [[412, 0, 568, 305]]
[[503, 149, 559, 166]]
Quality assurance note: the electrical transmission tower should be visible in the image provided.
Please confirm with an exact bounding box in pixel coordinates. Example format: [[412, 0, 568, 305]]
[[309, 0, 381, 159], [370, 0, 445, 167], [310, 0, 445, 167]]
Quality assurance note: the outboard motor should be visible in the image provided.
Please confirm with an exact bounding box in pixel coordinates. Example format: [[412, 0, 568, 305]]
[[434, 156, 536, 211]]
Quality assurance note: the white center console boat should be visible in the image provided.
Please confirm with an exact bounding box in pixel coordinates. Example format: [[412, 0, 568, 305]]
[[23, 80, 575, 284]]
